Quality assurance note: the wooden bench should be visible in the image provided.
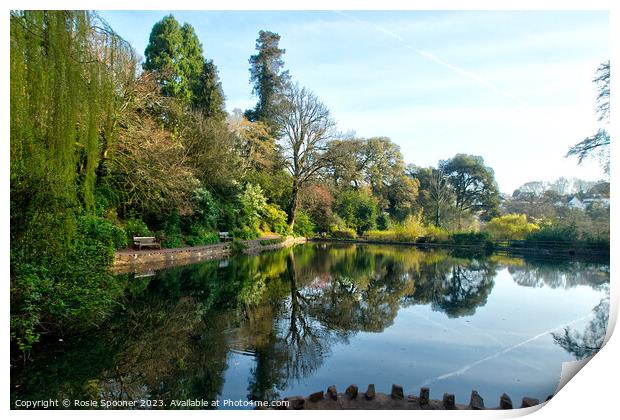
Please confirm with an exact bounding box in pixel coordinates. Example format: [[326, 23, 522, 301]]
[[219, 231, 231, 242], [133, 236, 161, 250]]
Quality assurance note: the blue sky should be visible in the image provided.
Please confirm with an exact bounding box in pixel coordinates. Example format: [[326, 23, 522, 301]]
[[99, 10, 610, 194]]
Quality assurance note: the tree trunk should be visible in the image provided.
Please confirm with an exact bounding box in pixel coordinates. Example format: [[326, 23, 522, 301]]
[[288, 180, 300, 229]]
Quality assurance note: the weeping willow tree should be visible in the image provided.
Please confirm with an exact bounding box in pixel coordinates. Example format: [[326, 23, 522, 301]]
[[11, 10, 135, 258], [10, 11, 136, 355]]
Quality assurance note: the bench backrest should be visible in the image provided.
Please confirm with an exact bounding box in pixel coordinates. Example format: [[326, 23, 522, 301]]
[[134, 236, 156, 244]]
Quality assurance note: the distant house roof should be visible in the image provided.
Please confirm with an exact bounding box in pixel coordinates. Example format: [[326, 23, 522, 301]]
[[567, 196, 586, 210]]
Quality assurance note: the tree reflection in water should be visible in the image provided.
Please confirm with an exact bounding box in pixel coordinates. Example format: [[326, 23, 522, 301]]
[[403, 254, 497, 318], [11, 243, 610, 407], [552, 286, 609, 359], [508, 260, 609, 290], [507, 259, 609, 360]]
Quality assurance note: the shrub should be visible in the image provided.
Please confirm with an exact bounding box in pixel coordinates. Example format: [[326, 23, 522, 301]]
[[238, 183, 268, 237], [232, 225, 260, 240], [160, 211, 184, 248], [365, 230, 397, 242], [160, 235, 184, 249], [261, 203, 290, 236], [299, 184, 334, 233], [394, 214, 426, 241], [365, 214, 426, 243], [228, 239, 248, 254], [185, 224, 219, 246], [191, 188, 220, 229], [11, 219, 125, 355], [424, 225, 451, 243], [485, 214, 539, 241], [293, 211, 315, 237], [376, 212, 391, 230], [218, 201, 240, 232], [78, 215, 128, 250], [330, 228, 357, 240], [334, 189, 378, 234], [525, 223, 579, 243], [124, 216, 152, 242]]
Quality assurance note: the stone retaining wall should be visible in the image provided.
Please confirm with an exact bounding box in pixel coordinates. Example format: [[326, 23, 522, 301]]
[[112, 236, 306, 274], [276, 384, 551, 410]]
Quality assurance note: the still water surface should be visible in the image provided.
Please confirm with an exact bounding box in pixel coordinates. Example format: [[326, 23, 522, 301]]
[[13, 243, 609, 408]]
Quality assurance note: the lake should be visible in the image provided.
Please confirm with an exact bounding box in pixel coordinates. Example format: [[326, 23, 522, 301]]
[[11, 243, 609, 409]]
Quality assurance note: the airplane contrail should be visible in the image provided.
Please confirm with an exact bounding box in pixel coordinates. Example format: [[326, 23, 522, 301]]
[[334, 10, 530, 107], [419, 314, 589, 386]]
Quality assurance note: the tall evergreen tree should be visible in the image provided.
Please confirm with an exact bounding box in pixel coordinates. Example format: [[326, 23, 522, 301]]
[[193, 59, 227, 120], [143, 15, 204, 103], [245, 30, 291, 135]]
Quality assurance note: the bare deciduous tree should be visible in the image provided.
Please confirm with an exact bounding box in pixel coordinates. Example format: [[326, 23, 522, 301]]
[[567, 61, 610, 174], [276, 83, 337, 227]]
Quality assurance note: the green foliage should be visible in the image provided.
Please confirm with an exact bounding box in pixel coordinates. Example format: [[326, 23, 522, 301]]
[[451, 232, 492, 246], [193, 59, 227, 120], [11, 217, 126, 355], [396, 214, 427, 241], [238, 183, 269, 237], [526, 222, 579, 243], [185, 226, 219, 247], [191, 188, 221, 229], [10, 11, 135, 352], [242, 170, 292, 213], [78, 216, 128, 250], [413, 167, 455, 228], [365, 214, 426, 242], [218, 202, 241, 233], [334, 189, 378, 234], [245, 30, 291, 135], [143, 15, 204, 103], [329, 228, 357, 240], [161, 236, 184, 249], [424, 225, 451, 243], [261, 203, 290, 236], [364, 230, 396, 242], [292, 211, 315, 237], [485, 214, 540, 241], [229, 239, 249, 254], [235, 183, 290, 237], [376, 212, 391, 230], [524, 210, 609, 244], [11, 10, 608, 363], [439, 154, 500, 223], [233, 225, 260, 240], [10, 10, 135, 260], [161, 211, 184, 248], [124, 217, 153, 242], [325, 137, 418, 221]]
